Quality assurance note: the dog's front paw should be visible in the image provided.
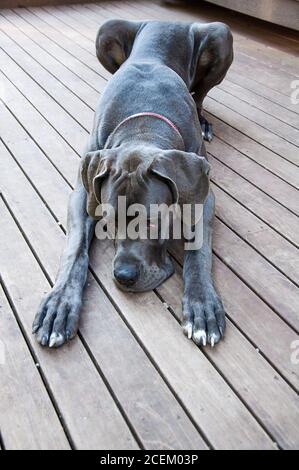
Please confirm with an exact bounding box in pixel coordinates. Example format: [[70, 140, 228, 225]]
[[32, 285, 82, 348], [182, 285, 225, 347]]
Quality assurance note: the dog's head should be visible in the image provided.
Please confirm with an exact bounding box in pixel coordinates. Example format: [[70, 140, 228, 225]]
[[81, 145, 210, 291]]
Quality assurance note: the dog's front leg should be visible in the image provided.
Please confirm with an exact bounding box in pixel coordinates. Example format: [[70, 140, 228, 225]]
[[182, 190, 226, 347], [32, 179, 96, 348]]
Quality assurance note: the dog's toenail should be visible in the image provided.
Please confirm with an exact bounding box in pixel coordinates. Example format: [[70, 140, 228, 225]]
[[49, 333, 57, 348], [182, 321, 193, 339], [193, 330, 207, 346]]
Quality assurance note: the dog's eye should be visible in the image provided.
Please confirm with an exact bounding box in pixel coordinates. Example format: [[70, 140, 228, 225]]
[[147, 219, 163, 240], [147, 218, 159, 228], [147, 221, 157, 229]]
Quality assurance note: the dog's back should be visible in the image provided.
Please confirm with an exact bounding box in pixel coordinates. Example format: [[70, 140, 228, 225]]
[[95, 20, 201, 152]]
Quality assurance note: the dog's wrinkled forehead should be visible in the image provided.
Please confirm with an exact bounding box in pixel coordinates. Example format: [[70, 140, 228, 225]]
[[102, 147, 173, 209], [117, 149, 145, 173]]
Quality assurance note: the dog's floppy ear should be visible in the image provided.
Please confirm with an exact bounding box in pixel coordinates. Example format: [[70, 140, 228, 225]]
[[96, 20, 143, 74], [150, 150, 210, 223], [80, 150, 111, 219]]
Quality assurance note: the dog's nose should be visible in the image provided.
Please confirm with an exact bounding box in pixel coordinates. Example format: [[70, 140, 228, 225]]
[[114, 264, 139, 287]]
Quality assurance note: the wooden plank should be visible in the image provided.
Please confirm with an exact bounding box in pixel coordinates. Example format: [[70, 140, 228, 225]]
[[4, 6, 110, 94], [157, 262, 299, 449], [207, 114, 299, 189], [0, 284, 70, 450], [0, 197, 138, 450], [54, 4, 103, 41], [231, 52, 297, 96], [73, 2, 135, 26], [210, 155, 299, 248], [95, 1, 139, 21], [86, 1, 133, 20], [227, 69, 299, 115], [232, 40, 299, 78], [24, 6, 110, 79], [218, 79, 299, 129], [0, 75, 72, 225], [209, 87, 299, 146], [214, 219, 299, 331], [0, 1, 93, 7], [212, 183, 299, 285], [0, 101, 274, 451], [205, 97, 298, 165], [0, 142, 208, 450], [0, 70, 79, 189], [208, 138, 299, 215], [0, 25, 93, 131], [72, 2, 126, 21], [0, 46, 86, 155], [4, 7, 108, 89], [0, 11, 99, 109]]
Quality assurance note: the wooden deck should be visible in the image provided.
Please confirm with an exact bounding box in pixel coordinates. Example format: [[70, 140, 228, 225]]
[[0, 0, 298, 450]]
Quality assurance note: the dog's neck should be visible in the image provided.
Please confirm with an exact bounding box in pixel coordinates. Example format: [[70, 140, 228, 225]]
[[104, 113, 185, 152]]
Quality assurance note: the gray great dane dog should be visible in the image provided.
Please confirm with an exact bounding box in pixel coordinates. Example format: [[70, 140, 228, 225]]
[[32, 20, 233, 348]]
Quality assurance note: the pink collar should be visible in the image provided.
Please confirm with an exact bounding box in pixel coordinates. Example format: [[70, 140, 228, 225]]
[[108, 112, 184, 149]]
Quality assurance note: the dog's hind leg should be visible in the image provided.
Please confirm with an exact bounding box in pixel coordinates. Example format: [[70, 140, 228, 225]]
[[181, 190, 226, 347], [32, 174, 96, 348], [190, 22, 233, 141], [96, 19, 142, 74]]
